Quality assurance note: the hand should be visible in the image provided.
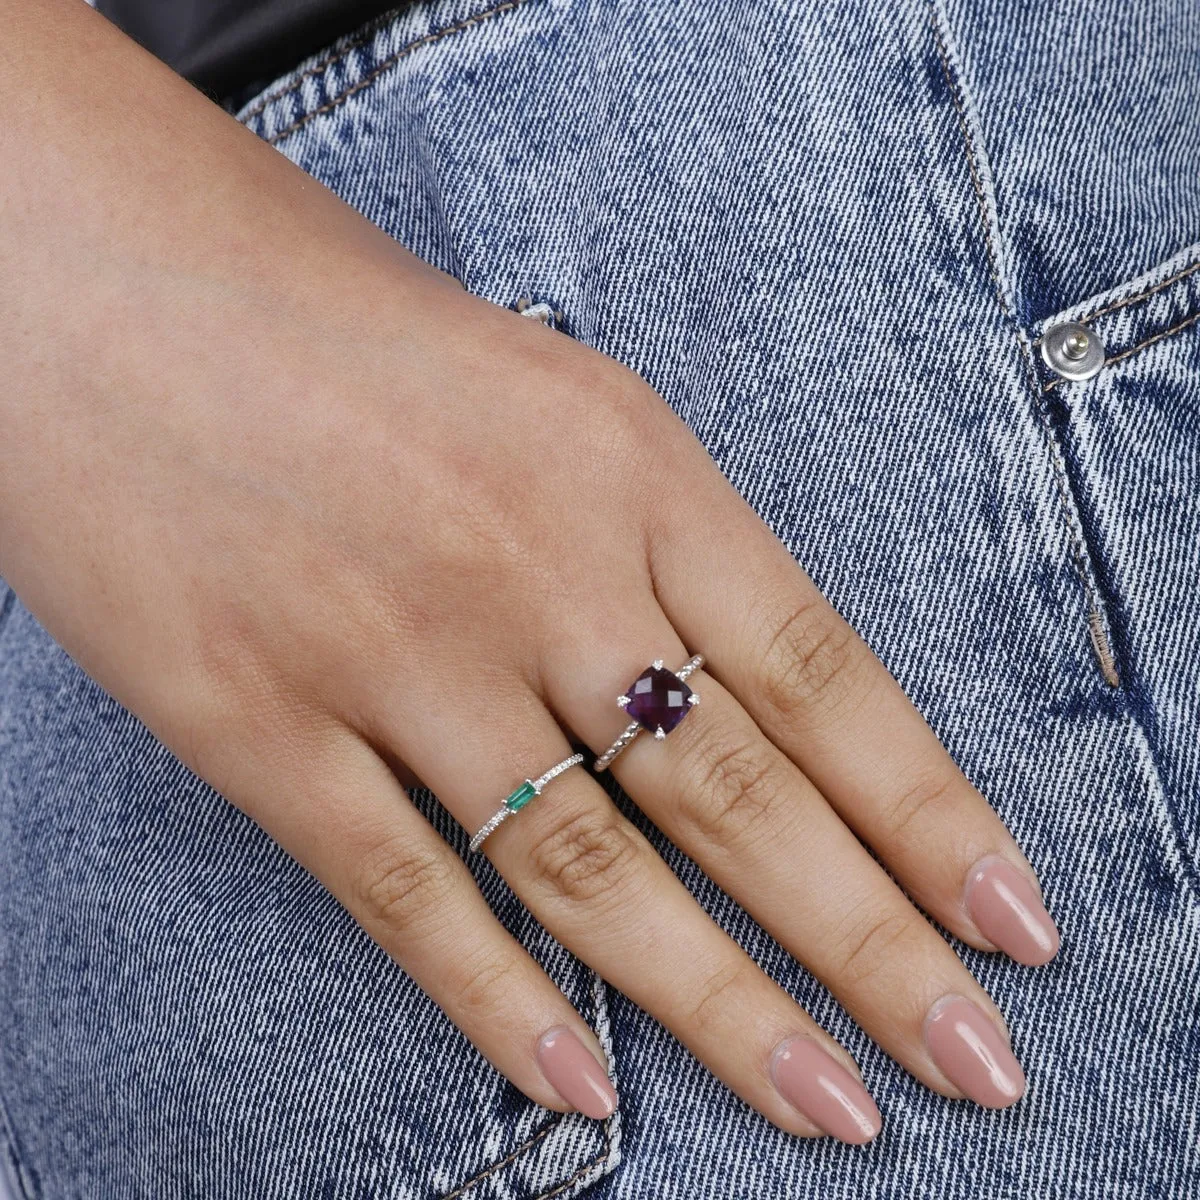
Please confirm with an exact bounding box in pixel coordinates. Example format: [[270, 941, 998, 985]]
[[0, 0, 1058, 1146], [1, 255, 1060, 1145]]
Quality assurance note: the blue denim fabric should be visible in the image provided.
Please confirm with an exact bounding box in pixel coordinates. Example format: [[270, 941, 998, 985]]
[[2, 1, 1199, 1196]]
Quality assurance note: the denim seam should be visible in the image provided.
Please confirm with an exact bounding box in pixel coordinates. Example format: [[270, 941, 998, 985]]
[[1125, 712, 1200, 908], [929, 0, 1121, 689], [438, 1122, 559, 1200], [1078, 257, 1200, 326], [437, 973, 619, 1200], [927, 9, 1010, 316], [1105, 307, 1200, 367], [238, 8, 408, 123], [532, 1148, 611, 1200], [1041, 308, 1200, 394], [263, 0, 542, 146], [1028, 241, 1200, 338]]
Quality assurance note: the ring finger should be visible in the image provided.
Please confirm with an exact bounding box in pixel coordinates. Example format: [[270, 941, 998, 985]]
[[374, 676, 884, 1144], [542, 625, 1027, 1110]]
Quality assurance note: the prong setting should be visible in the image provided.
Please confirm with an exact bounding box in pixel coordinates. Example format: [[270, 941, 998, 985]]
[[594, 653, 705, 771], [468, 754, 586, 853]]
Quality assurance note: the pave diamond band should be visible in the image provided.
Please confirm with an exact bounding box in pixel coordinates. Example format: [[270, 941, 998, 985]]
[[594, 654, 704, 771], [468, 753, 585, 853]]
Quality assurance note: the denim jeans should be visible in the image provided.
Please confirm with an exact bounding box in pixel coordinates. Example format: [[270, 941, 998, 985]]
[[2, 1, 1199, 1196]]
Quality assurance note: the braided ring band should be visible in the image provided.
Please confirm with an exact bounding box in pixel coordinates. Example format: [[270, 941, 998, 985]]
[[594, 653, 704, 771], [467, 753, 585, 853]]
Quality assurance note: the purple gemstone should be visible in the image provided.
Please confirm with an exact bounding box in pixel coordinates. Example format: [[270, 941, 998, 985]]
[[622, 664, 694, 735]]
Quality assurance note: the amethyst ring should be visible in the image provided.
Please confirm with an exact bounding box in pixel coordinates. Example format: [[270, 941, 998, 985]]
[[593, 654, 704, 771]]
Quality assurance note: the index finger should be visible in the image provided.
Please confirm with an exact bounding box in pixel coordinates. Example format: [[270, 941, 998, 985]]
[[648, 450, 1060, 967]]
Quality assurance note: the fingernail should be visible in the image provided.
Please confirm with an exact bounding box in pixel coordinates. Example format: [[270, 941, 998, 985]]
[[770, 1037, 882, 1144], [924, 995, 1026, 1108], [964, 855, 1060, 966], [536, 1027, 618, 1120]]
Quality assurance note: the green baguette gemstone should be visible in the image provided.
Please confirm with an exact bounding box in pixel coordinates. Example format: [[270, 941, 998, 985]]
[[504, 781, 538, 812]]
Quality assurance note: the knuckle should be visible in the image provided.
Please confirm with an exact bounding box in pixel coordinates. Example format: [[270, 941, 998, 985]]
[[686, 961, 753, 1033], [589, 359, 659, 430], [355, 839, 458, 936], [527, 805, 644, 907], [676, 724, 788, 848], [572, 367, 674, 479], [883, 769, 961, 846], [759, 600, 864, 725], [189, 595, 283, 703], [835, 909, 922, 989]]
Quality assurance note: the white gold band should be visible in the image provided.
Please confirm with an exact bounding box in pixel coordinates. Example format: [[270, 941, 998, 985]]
[[467, 752, 585, 854]]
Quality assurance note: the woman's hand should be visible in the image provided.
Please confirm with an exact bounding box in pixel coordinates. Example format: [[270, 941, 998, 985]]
[[0, 0, 1058, 1145]]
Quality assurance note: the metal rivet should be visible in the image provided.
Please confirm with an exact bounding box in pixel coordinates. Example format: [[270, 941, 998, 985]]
[[1062, 330, 1090, 359], [1040, 320, 1105, 381]]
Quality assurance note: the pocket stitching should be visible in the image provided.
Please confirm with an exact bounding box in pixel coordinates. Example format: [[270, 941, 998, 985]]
[[438, 1120, 560, 1200], [1039, 261, 1200, 396], [239, 11, 402, 123], [438, 971, 619, 1200], [1075, 257, 1200, 327], [1041, 307, 1200, 396], [261, 0, 542, 146], [1104, 307, 1200, 369], [533, 1147, 612, 1200]]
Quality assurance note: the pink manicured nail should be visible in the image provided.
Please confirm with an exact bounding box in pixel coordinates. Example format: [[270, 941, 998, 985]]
[[770, 1037, 882, 1144], [536, 1027, 618, 1120], [965, 856, 1060, 966], [924, 996, 1026, 1108]]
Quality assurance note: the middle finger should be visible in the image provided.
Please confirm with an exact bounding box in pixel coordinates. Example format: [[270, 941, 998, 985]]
[[369, 672, 884, 1142], [544, 626, 1027, 1110]]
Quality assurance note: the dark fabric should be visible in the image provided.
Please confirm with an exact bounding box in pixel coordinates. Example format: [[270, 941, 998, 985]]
[[96, 0, 405, 104]]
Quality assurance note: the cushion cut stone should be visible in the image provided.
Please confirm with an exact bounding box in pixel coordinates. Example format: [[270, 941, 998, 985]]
[[623, 664, 693, 734]]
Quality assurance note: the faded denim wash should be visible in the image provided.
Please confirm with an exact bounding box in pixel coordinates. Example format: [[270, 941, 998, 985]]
[[2, 0, 1199, 1196]]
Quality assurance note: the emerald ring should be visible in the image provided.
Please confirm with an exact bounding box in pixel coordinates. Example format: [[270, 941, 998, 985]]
[[468, 752, 585, 853]]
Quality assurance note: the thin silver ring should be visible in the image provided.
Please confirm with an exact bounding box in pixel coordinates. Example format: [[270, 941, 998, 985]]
[[468, 753, 585, 853], [594, 653, 704, 771]]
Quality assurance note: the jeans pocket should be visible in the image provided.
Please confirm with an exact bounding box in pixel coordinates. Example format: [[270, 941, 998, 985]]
[[1030, 243, 1200, 896]]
